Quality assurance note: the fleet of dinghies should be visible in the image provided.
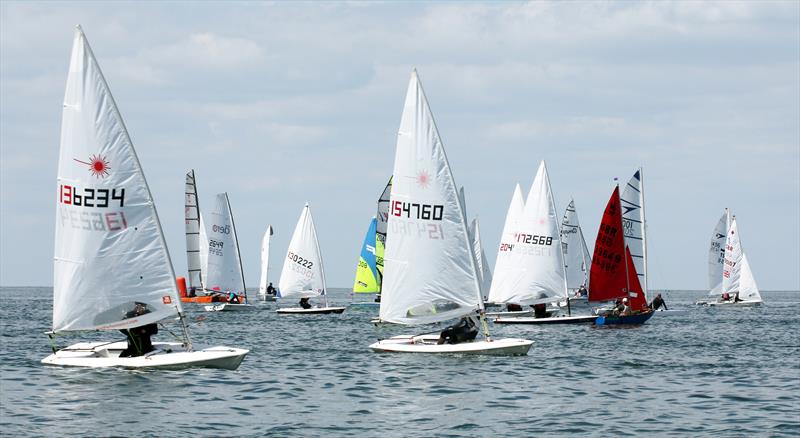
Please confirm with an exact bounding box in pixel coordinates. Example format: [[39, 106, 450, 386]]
[[43, 26, 768, 369]]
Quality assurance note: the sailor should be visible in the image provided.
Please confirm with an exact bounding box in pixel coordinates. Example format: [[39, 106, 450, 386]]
[[188, 286, 197, 298], [577, 284, 588, 297], [619, 298, 631, 316], [721, 292, 731, 301], [506, 303, 523, 312], [299, 297, 312, 309], [649, 293, 668, 310], [228, 291, 240, 304], [532, 303, 551, 318], [437, 316, 479, 345], [119, 302, 158, 358], [266, 283, 276, 296], [374, 294, 381, 303]]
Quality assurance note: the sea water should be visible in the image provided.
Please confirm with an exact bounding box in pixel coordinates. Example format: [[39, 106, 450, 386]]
[[1, 288, 798, 436]]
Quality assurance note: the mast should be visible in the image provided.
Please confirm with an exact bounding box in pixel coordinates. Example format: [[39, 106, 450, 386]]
[[617, 182, 631, 298], [546, 164, 571, 316], [226, 192, 247, 303]]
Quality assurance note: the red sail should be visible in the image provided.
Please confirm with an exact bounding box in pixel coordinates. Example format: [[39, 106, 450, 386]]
[[624, 246, 648, 311], [589, 186, 642, 303]]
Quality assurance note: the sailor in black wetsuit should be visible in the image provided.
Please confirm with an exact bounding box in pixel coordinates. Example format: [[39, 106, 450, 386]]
[[649, 293, 668, 310], [299, 297, 312, 309], [437, 316, 479, 345], [119, 302, 158, 358]]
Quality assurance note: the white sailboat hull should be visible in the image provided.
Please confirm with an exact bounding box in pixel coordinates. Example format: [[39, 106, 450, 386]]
[[493, 315, 598, 325], [41, 341, 248, 370], [369, 335, 533, 355], [704, 299, 763, 307], [204, 303, 255, 312], [276, 306, 346, 314], [484, 310, 534, 318]]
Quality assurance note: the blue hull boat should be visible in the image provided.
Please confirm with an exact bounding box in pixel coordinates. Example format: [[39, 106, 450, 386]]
[[595, 310, 654, 326]]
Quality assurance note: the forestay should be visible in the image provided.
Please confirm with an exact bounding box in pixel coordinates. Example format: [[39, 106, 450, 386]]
[[707, 209, 730, 295], [258, 225, 274, 297], [487, 184, 525, 303], [54, 26, 183, 332], [353, 217, 380, 293], [184, 170, 204, 290], [379, 70, 482, 325], [469, 218, 493, 299], [621, 169, 647, 296], [561, 198, 591, 291], [203, 193, 246, 295], [278, 204, 327, 299]]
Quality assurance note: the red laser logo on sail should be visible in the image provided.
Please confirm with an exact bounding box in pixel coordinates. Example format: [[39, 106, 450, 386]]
[[416, 170, 431, 189], [74, 155, 111, 178]]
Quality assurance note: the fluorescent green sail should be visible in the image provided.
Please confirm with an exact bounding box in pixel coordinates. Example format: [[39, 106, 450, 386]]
[[353, 218, 380, 293]]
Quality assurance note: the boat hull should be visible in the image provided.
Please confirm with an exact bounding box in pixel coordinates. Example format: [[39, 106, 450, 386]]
[[369, 336, 533, 355], [41, 341, 248, 370], [595, 310, 654, 325], [277, 306, 346, 314], [485, 310, 534, 318], [493, 315, 598, 325], [204, 303, 255, 312], [700, 299, 762, 307]]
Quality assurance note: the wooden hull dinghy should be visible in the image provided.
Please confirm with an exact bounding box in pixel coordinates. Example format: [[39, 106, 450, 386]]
[[369, 335, 533, 356], [595, 309, 654, 326], [42, 341, 248, 370]]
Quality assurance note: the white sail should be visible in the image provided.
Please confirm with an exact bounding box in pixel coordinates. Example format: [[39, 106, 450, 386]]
[[489, 161, 567, 305], [621, 168, 647, 296], [561, 198, 591, 291], [278, 204, 327, 299], [721, 217, 761, 302], [184, 170, 203, 290], [203, 193, 246, 295], [199, 212, 208, 282], [469, 218, 493, 299], [487, 184, 525, 303], [707, 208, 730, 295], [54, 26, 182, 332], [379, 70, 482, 325], [258, 225, 274, 297]]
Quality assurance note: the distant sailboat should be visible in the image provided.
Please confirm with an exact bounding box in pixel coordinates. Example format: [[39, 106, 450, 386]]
[[203, 193, 252, 311], [706, 215, 762, 306], [353, 217, 380, 292], [468, 218, 493, 301], [277, 204, 345, 314], [589, 185, 653, 325], [258, 225, 277, 301], [487, 184, 525, 305], [368, 70, 532, 355], [561, 198, 591, 297], [43, 26, 247, 369]]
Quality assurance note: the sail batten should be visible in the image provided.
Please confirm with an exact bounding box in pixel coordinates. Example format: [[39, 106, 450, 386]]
[[54, 26, 182, 333]]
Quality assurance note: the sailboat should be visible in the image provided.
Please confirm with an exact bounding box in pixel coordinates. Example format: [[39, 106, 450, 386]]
[[277, 204, 345, 314], [484, 183, 524, 310], [491, 162, 597, 325], [561, 198, 591, 299], [589, 185, 654, 325], [202, 193, 252, 311], [468, 217, 493, 302], [705, 214, 763, 306], [43, 26, 248, 369], [351, 217, 382, 307], [368, 70, 532, 355], [258, 225, 277, 301]]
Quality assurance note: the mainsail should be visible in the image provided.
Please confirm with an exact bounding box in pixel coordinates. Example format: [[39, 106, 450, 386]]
[[488, 161, 567, 305], [278, 204, 327, 300], [353, 217, 380, 293], [561, 198, 591, 292], [469, 218, 493, 299], [379, 70, 482, 325], [487, 184, 525, 303], [54, 26, 183, 332], [588, 186, 647, 310], [184, 170, 203, 290], [707, 209, 730, 295], [375, 176, 392, 284], [258, 225, 274, 298], [721, 217, 761, 302], [621, 169, 647, 296], [203, 193, 246, 297]]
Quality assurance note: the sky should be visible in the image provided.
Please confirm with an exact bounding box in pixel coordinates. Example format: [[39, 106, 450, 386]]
[[1, 1, 798, 290]]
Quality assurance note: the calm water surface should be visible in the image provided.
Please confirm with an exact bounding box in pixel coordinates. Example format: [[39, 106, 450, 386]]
[[1, 288, 798, 437]]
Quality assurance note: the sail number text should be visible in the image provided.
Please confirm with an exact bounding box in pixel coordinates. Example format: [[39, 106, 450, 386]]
[[287, 251, 314, 269], [59, 185, 125, 208], [515, 233, 554, 246], [391, 201, 444, 221]]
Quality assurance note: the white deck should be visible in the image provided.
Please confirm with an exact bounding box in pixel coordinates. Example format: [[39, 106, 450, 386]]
[[276, 306, 346, 315], [369, 335, 533, 355], [41, 341, 249, 370]]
